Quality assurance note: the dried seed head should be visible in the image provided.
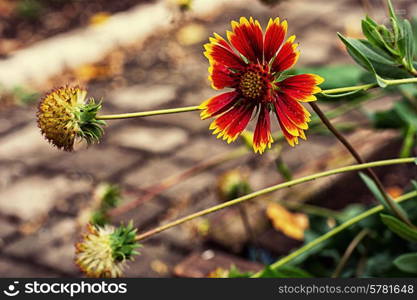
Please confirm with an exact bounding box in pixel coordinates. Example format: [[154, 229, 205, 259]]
[[37, 86, 105, 151], [75, 223, 140, 278]]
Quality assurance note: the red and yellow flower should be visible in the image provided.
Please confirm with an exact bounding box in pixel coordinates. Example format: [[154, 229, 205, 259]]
[[200, 17, 324, 153]]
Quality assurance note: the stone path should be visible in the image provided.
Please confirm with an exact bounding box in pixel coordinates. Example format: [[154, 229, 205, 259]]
[[0, 0, 415, 277]]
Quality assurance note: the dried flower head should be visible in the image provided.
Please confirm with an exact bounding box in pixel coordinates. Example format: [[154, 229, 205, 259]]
[[37, 86, 105, 151], [75, 223, 140, 278]]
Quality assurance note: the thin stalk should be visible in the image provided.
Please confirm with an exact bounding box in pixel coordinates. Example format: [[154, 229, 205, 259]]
[[134, 157, 415, 242], [321, 83, 377, 95], [251, 190, 417, 278], [309, 102, 413, 227], [96, 105, 200, 120], [332, 229, 370, 278]]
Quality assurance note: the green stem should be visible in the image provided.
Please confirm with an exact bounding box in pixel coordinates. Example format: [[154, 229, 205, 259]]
[[134, 157, 415, 241], [400, 125, 417, 158], [321, 83, 377, 95], [96, 105, 200, 120], [95, 78, 417, 120], [251, 190, 417, 278]]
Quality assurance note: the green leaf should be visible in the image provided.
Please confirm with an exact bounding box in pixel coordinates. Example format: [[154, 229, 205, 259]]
[[380, 214, 417, 242], [338, 33, 387, 87], [338, 34, 375, 72], [394, 253, 417, 274], [359, 172, 407, 218], [356, 40, 397, 66], [399, 125, 416, 158], [398, 20, 415, 70], [362, 19, 386, 50], [257, 265, 312, 278], [226, 265, 253, 278]]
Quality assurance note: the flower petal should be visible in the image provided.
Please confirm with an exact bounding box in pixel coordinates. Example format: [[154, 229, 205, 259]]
[[227, 17, 264, 63], [208, 63, 239, 90], [253, 105, 274, 154], [199, 91, 239, 120], [276, 115, 299, 147], [275, 92, 311, 130], [264, 18, 287, 62], [272, 35, 299, 72], [209, 103, 255, 143], [204, 33, 245, 70], [277, 74, 324, 102], [274, 101, 301, 136]]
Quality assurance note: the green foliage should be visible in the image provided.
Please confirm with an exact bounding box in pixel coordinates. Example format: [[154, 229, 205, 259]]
[[359, 172, 408, 218], [338, 33, 387, 87], [394, 253, 417, 274], [110, 221, 141, 262], [90, 183, 122, 227], [226, 265, 254, 278], [380, 214, 417, 242], [338, 0, 417, 84]]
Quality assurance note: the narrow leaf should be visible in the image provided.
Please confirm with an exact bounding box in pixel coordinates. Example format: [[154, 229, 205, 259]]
[[394, 253, 417, 274], [380, 214, 417, 242], [359, 172, 407, 217], [338, 33, 376, 74]]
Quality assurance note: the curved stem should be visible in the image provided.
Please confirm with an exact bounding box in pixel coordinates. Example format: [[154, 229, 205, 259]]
[[251, 190, 417, 278], [309, 102, 413, 227], [134, 157, 415, 242], [321, 83, 377, 95]]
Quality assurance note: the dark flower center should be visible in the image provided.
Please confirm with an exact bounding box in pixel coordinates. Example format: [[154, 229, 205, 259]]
[[239, 64, 273, 101]]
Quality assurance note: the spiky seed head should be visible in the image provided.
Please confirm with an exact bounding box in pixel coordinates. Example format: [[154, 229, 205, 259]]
[[37, 86, 105, 151], [75, 223, 141, 278]]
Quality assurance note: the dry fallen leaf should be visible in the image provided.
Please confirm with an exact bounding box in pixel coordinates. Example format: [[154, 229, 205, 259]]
[[266, 202, 309, 240]]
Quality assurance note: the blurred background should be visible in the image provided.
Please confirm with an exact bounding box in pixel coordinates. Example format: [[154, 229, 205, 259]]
[[0, 0, 416, 277]]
